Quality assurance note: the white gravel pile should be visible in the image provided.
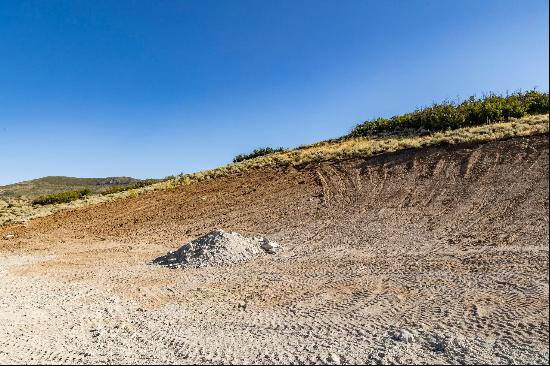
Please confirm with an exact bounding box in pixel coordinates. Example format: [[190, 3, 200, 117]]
[[152, 229, 281, 268]]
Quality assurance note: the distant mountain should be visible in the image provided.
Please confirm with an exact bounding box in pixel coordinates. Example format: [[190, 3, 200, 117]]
[[0, 176, 140, 201]]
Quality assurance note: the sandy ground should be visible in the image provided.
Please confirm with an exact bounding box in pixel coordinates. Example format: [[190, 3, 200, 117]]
[[0, 135, 548, 364]]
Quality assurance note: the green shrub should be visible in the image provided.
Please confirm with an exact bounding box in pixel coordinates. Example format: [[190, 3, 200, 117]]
[[233, 147, 286, 163], [350, 90, 549, 137], [32, 188, 92, 206]]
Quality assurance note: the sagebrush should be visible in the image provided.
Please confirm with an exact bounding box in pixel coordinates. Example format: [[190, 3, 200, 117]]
[[233, 147, 286, 163]]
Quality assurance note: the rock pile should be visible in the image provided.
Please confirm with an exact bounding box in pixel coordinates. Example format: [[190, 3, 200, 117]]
[[152, 229, 281, 268]]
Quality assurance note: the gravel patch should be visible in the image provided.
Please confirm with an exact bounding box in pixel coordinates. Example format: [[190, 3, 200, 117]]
[[152, 229, 281, 268]]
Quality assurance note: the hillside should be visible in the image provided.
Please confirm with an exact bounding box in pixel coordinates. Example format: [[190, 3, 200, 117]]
[[0, 176, 140, 202], [0, 133, 547, 364], [1, 90, 546, 225], [0, 113, 547, 227]]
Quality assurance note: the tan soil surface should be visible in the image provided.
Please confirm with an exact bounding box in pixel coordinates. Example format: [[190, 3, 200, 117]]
[[0, 135, 548, 364]]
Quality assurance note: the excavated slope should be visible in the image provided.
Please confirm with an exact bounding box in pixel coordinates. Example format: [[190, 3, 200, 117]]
[[0, 135, 548, 364]]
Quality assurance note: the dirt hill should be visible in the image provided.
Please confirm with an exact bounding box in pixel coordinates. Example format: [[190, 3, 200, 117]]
[[0, 134, 547, 364], [0, 176, 139, 201], [1, 114, 546, 227]]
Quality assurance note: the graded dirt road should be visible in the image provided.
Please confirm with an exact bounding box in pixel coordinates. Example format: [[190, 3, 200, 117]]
[[1, 135, 548, 364]]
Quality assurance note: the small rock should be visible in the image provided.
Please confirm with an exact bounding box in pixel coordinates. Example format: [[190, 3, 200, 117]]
[[90, 329, 101, 338], [237, 301, 247, 310], [260, 239, 282, 254], [400, 329, 415, 343], [3, 234, 14, 240], [327, 353, 341, 364]]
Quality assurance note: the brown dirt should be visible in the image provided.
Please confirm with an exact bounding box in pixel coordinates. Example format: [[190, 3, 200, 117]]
[[0, 135, 548, 364]]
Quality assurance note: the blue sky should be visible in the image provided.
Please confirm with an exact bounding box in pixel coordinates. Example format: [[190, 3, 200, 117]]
[[0, 0, 548, 185]]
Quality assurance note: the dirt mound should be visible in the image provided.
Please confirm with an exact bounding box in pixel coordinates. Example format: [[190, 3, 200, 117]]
[[152, 229, 281, 268]]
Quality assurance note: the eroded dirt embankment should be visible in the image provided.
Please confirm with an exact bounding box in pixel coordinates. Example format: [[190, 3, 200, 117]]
[[0, 135, 548, 364], [5, 135, 548, 247]]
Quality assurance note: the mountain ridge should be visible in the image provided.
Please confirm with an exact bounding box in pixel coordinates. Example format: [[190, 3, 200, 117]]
[[0, 176, 140, 201]]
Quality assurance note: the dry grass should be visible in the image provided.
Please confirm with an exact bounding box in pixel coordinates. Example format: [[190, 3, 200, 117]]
[[1, 114, 547, 227]]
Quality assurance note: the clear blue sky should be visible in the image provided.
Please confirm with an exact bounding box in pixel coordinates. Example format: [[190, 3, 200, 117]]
[[0, 0, 548, 185]]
